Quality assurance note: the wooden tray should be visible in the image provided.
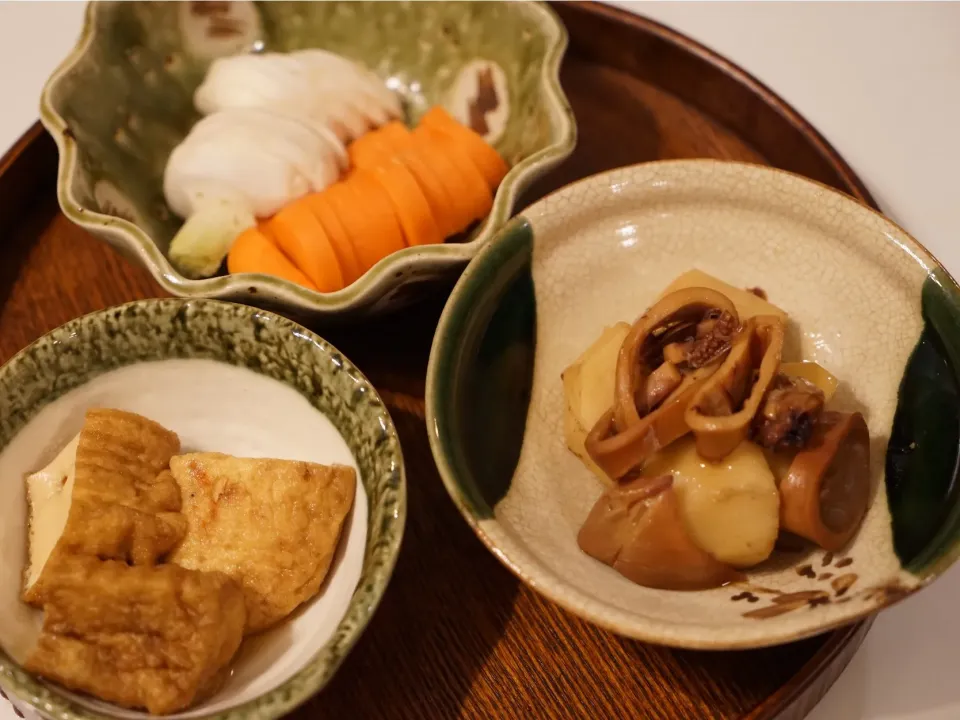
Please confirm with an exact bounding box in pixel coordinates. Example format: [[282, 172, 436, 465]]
[[0, 3, 877, 719]]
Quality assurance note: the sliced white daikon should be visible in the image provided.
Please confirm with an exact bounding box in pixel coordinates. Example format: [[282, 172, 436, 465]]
[[186, 109, 342, 191], [194, 53, 310, 115], [194, 50, 401, 142], [164, 132, 312, 219], [297, 49, 402, 116]]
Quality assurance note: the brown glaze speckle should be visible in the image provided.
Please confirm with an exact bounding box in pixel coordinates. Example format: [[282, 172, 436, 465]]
[[797, 564, 816, 579], [208, 18, 244, 38], [772, 591, 831, 606], [831, 574, 858, 597], [467, 66, 499, 137], [743, 591, 833, 620], [190, 1, 231, 17], [743, 604, 800, 620], [861, 583, 913, 608]]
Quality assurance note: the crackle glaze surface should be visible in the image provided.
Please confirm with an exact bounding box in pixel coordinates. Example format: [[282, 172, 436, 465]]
[[430, 160, 956, 650], [40, 1, 575, 318], [0, 299, 405, 719]]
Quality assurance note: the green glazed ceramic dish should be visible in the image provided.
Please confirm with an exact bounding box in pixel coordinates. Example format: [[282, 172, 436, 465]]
[[40, 1, 576, 319], [426, 159, 960, 650], [0, 299, 405, 719]]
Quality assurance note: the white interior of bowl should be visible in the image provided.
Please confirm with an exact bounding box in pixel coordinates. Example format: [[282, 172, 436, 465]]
[[483, 161, 931, 649], [0, 359, 367, 717]]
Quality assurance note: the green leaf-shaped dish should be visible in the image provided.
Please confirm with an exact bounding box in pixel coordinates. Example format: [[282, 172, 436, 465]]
[[40, 1, 575, 319]]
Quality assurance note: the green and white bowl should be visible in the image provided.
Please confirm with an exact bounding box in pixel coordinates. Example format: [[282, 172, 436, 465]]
[[0, 299, 405, 718], [426, 159, 960, 650], [40, 1, 575, 319]]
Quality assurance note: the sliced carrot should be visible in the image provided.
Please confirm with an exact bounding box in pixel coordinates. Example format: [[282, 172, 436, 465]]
[[370, 159, 444, 247], [415, 125, 493, 226], [303, 192, 364, 284], [377, 121, 414, 154], [227, 227, 318, 291], [346, 171, 407, 265], [347, 129, 393, 171], [408, 131, 481, 232], [264, 200, 344, 292], [325, 177, 405, 273], [396, 145, 459, 238], [420, 106, 509, 189]]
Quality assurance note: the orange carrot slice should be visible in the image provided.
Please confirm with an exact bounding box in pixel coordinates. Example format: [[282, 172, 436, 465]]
[[347, 129, 393, 171], [420, 106, 509, 189], [326, 178, 405, 273], [264, 201, 344, 292], [370, 159, 444, 247], [409, 131, 480, 232], [378, 121, 414, 154], [227, 227, 318, 291], [397, 145, 459, 238], [303, 192, 364, 284], [346, 171, 407, 265], [415, 125, 493, 225]]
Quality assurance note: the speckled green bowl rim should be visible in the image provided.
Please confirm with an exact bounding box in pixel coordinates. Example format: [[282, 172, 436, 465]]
[[39, 1, 577, 314], [425, 159, 960, 645], [0, 298, 407, 720]]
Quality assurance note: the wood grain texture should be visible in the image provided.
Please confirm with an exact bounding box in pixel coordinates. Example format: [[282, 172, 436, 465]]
[[0, 5, 881, 719]]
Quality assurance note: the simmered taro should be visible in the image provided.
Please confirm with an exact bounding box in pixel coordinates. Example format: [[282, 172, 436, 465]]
[[578, 474, 741, 590], [562, 272, 872, 592]]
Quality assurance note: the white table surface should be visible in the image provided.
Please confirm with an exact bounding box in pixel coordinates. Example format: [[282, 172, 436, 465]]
[[2, 2, 960, 719]]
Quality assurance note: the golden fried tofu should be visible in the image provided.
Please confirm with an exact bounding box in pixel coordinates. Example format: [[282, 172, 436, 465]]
[[23, 409, 186, 605], [24, 555, 246, 716], [169, 453, 357, 633]]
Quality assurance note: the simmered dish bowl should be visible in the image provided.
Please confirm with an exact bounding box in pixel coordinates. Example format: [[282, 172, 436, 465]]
[[0, 299, 405, 718], [41, 1, 575, 318], [426, 159, 960, 649]]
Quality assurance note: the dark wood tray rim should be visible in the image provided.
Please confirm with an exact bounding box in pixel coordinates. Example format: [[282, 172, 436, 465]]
[[553, 1, 877, 210], [0, 5, 880, 718]]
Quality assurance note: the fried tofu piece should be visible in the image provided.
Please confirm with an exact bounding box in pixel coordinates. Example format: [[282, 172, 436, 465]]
[[24, 555, 246, 716], [24, 408, 186, 605], [169, 453, 357, 633], [23, 434, 81, 601]]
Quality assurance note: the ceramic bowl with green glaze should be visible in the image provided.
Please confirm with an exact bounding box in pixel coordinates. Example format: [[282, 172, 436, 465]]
[[40, 1, 575, 320], [0, 299, 405, 719], [426, 159, 960, 650]]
